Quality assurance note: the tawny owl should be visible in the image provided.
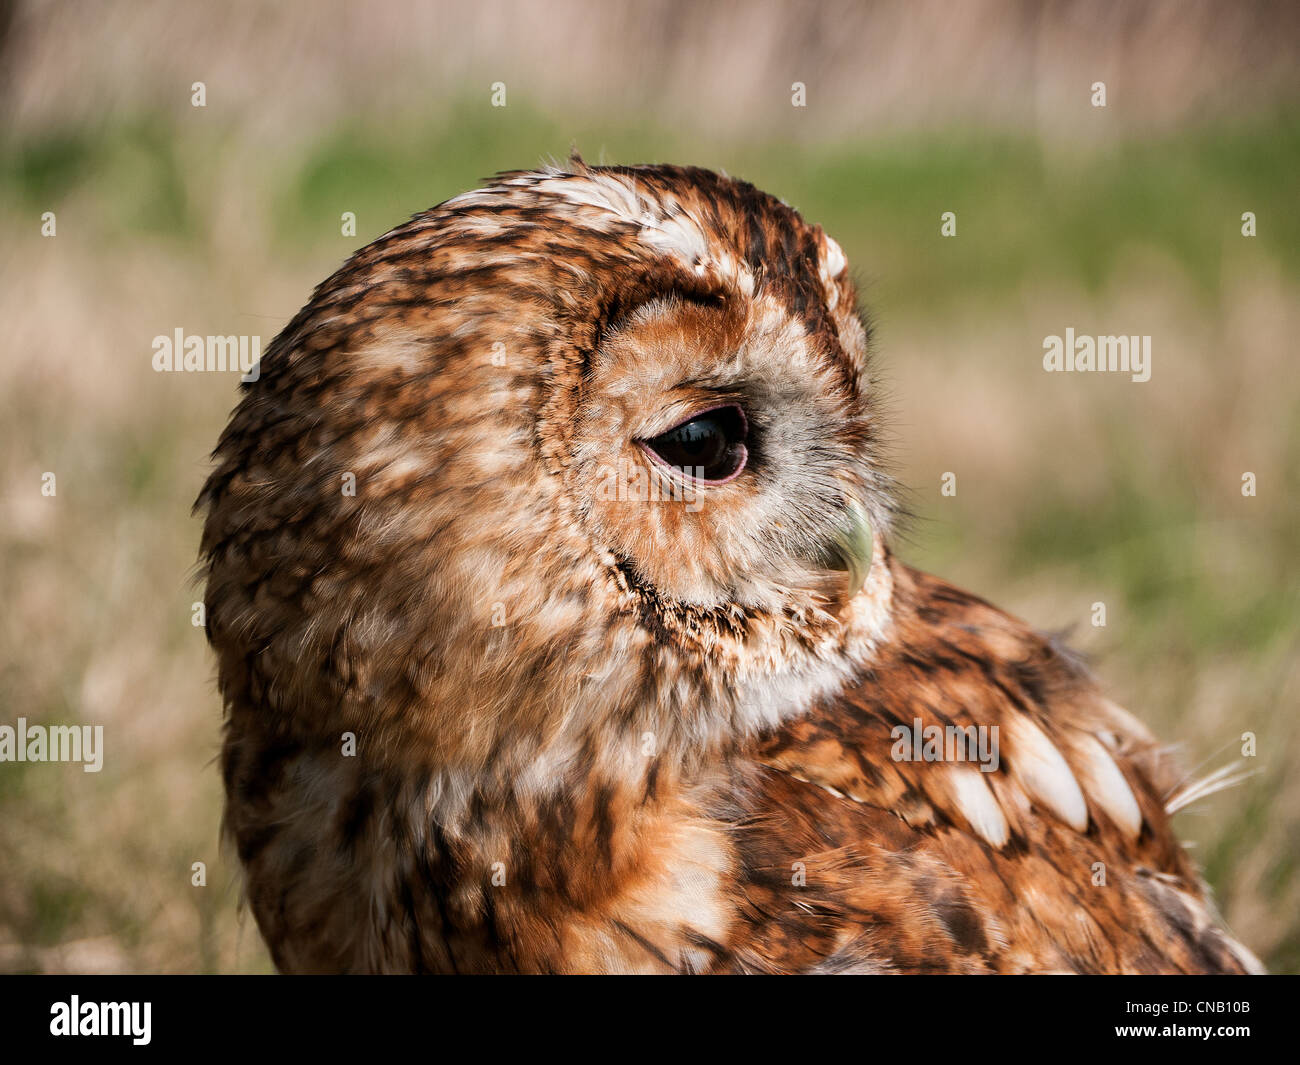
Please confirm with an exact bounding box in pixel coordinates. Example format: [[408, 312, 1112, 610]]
[[197, 160, 1262, 974]]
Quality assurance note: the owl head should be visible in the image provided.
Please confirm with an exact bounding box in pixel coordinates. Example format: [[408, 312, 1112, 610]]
[[199, 160, 897, 790]]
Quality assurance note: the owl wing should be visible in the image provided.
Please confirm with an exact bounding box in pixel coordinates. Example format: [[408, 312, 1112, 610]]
[[734, 560, 1262, 974]]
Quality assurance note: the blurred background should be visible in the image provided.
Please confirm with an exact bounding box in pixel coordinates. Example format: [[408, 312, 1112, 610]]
[[1, 0, 1297, 973]]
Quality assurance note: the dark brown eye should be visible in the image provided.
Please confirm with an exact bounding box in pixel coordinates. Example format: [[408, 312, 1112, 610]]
[[641, 404, 748, 484]]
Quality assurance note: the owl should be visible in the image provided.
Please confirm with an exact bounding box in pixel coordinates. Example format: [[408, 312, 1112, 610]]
[[197, 159, 1262, 974]]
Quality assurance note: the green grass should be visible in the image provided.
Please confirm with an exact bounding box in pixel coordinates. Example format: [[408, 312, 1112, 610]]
[[9, 102, 1298, 296]]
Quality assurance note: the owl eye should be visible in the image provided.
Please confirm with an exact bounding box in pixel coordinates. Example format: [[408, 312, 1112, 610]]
[[641, 404, 748, 484]]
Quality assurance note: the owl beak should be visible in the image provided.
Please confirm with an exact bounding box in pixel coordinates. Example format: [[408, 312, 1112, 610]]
[[822, 499, 874, 599]]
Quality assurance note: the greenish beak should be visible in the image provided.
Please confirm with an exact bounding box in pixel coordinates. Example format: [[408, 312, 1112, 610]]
[[821, 498, 874, 598]]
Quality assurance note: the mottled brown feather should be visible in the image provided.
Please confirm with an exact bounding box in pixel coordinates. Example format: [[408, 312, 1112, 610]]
[[198, 160, 1258, 974]]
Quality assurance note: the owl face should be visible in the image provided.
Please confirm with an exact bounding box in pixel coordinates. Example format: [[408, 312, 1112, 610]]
[[569, 290, 876, 616], [200, 161, 897, 774]]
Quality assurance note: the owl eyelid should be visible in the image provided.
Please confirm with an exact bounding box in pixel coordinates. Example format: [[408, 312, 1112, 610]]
[[650, 401, 749, 440], [637, 439, 749, 486], [636, 402, 749, 485]]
